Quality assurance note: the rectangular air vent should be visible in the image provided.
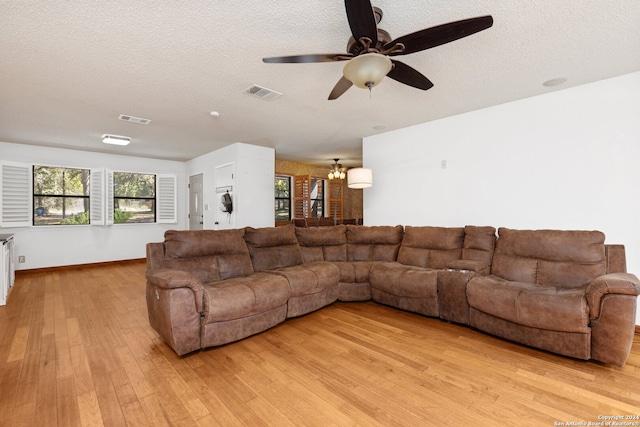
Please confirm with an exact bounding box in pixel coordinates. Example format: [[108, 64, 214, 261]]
[[243, 84, 283, 101], [118, 114, 151, 125]]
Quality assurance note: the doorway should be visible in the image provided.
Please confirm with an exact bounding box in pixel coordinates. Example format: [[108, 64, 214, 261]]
[[189, 173, 203, 230]]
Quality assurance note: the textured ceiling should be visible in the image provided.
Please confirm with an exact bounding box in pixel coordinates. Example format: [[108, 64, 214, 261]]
[[2, 1, 639, 168]]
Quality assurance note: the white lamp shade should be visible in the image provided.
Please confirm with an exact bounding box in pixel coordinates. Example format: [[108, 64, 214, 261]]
[[347, 168, 373, 189], [343, 53, 392, 89]]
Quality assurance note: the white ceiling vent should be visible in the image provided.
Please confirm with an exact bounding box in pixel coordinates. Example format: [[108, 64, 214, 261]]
[[118, 114, 151, 125], [243, 84, 282, 101]]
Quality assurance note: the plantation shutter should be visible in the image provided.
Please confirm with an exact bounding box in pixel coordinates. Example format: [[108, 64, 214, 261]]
[[328, 179, 344, 221], [157, 174, 177, 223], [293, 175, 310, 219], [90, 168, 105, 225], [1, 162, 31, 227], [106, 170, 114, 225]]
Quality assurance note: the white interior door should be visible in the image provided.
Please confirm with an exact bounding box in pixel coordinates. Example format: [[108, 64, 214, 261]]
[[189, 173, 203, 230]]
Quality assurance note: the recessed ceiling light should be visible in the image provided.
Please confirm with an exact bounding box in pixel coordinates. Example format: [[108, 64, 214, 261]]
[[102, 134, 131, 146], [210, 111, 220, 117], [543, 77, 567, 87]]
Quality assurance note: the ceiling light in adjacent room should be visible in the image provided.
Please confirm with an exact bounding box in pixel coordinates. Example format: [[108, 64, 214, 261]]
[[102, 134, 131, 146], [328, 159, 346, 180]]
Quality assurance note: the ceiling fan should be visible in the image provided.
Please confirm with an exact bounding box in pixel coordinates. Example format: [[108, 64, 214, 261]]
[[263, 0, 493, 100]]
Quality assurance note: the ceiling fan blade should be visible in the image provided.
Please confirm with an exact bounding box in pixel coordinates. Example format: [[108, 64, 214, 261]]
[[345, 0, 378, 46], [388, 60, 434, 90], [263, 53, 351, 63], [385, 15, 493, 56], [328, 76, 353, 100]]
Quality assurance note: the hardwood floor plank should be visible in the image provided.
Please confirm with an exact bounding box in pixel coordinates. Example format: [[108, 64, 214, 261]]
[[11, 350, 39, 408], [77, 390, 105, 427], [94, 388, 127, 427], [9, 401, 36, 427], [120, 399, 152, 427], [56, 375, 80, 427], [35, 334, 58, 425], [6, 325, 29, 363], [2, 261, 639, 426]]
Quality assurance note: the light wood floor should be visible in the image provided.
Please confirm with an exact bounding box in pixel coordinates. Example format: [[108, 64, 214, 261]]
[[1, 261, 639, 426]]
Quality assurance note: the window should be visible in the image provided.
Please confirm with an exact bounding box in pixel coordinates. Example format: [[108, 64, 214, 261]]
[[275, 175, 291, 221], [113, 172, 156, 223], [33, 166, 90, 226], [309, 178, 324, 218]]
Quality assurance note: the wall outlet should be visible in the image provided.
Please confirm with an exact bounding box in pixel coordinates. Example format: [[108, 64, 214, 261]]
[[18, 255, 25, 263]]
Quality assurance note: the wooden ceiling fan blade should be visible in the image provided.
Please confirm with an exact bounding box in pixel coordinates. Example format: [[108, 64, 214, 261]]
[[263, 54, 351, 63], [345, 0, 378, 46], [385, 15, 493, 56], [328, 76, 353, 100], [388, 60, 434, 90]]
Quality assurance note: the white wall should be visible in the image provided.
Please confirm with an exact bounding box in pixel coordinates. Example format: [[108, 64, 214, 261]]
[[0, 141, 187, 270], [363, 71, 640, 325], [186, 142, 275, 229]]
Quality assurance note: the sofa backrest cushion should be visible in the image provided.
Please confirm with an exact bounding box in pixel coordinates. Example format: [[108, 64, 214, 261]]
[[162, 229, 254, 283], [244, 224, 304, 271], [295, 225, 347, 262], [605, 244, 627, 273], [462, 225, 497, 265], [492, 228, 606, 288], [346, 225, 403, 262], [397, 226, 464, 268]]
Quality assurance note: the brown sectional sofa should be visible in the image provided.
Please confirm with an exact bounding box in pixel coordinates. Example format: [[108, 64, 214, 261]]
[[145, 224, 640, 366]]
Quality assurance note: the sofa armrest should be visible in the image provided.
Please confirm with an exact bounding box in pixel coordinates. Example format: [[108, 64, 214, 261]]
[[447, 260, 490, 275], [146, 269, 205, 313], [586, 272, 640, 319]]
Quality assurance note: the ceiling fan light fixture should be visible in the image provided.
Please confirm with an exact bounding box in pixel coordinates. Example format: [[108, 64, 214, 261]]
[[328, 159, 346, 180], [343, 53, 392, 89], [347, 167, 373, 189]]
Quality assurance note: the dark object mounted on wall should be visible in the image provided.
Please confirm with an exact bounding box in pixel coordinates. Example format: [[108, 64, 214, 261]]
[[220, 191, 233, 214]]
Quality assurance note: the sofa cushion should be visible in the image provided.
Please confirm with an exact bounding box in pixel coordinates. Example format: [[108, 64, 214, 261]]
[[268, 261, 339, 297], [295, 225, 347, 262], [346, 225, 403, 261], [162, 229, 254, 283], [244, 224, 304, 271], [202, 272, 290, 323], [467, 276, 590, 333], [397, 226, 464, 268], [462, 225, 496, 265], [492, 228, 606, 288], [370, 262, 439, 298], [333, 261, 383, 283]]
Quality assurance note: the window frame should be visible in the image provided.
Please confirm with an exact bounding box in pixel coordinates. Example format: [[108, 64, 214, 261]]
[[32, 164, 91, 226], [275, 174, 292, 222], [112, 171, 157, 224]]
